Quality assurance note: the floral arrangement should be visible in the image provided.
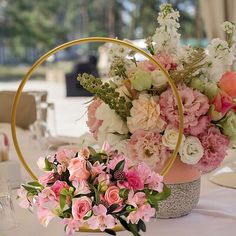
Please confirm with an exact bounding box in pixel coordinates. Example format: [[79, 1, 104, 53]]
[[78, 3, 236, 173], [17, 143, 170, 235]]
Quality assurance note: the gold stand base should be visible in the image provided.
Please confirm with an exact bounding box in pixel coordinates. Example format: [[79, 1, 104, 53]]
[[78, 224, 124, 233]]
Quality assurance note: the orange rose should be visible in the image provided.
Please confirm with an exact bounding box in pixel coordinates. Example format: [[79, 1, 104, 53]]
[[219, 71, 236, 98]]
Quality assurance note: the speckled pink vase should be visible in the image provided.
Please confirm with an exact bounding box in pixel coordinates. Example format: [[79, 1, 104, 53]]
[[156, 157, 201, 218]]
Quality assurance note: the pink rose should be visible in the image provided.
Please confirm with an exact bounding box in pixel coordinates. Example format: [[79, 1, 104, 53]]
[[87, 99, 103, 139], [39, 171, 57, 186], [219, 71, 236, 98], [104, 186, 123, 206], [68, 157, 90, 181], [51, 180, 69, 200], [72, 197, 92, 220], [126, 170, 144, 190]]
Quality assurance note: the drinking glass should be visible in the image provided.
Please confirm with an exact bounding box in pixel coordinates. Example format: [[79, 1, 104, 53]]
[[0, 180, 18, 231]]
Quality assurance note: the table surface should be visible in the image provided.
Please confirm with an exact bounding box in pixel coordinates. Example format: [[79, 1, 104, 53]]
[[0, 123, 236, 236]]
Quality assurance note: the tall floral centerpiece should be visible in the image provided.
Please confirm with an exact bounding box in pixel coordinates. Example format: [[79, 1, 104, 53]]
[[77, 4, 236, 217]]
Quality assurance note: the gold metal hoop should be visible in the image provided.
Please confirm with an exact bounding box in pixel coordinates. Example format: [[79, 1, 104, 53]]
[[11, 37, 184, 180]]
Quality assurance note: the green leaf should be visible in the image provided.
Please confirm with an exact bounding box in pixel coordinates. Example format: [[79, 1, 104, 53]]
[[119, 189, 129, 199], [22, 185, 38, 195], [117, 216, 131, 232], [88, 184, 100, 204], [108, 204, 119, 213], [60, 194, 66, 210], [104, 229, 116, 235], [60, 188, 70, 196], [137, 220, 146, 232], [114, 160, 125, 172], [27, 181, 43, 188], [45, 158, 53, 171], [88, 146, 97, 156], [155, 185, 171, 201], [129, 224, 141, 236]]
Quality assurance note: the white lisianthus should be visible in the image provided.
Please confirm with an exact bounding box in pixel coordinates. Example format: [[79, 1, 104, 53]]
[[151, 70, 167, 89], [179, 136, 204, 165], [37, 157, 46, 170], [162, 125, 185, 150], [95, 103, 129, 146]]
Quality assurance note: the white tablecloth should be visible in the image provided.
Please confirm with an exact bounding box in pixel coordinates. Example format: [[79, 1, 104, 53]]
[[1, 124, 236, 236]]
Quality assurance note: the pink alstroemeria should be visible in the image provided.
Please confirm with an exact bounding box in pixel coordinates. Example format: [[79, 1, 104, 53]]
[[39, 171, 57, 186], [108, 154, 132, 172], [146, 172, 164, 192], [127, 204, 155, 224], [87, 204, 116, 231], [63, 218, 82, 236], [56, 149, 75, 166], [91, 161, 106, 176], [17, 186, 31, 209], [37, 207, 55, 227], [36, 187, 57, 208], [127, 190, 146, 208], [72, 179, 91, 195]]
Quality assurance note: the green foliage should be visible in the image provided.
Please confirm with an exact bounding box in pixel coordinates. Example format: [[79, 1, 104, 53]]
[[77, 73, 132, 121]]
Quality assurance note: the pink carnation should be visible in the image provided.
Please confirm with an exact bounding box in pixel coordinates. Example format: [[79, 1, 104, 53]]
[[126, 170, 144, 190], [127, 130, 170, 172], [87, 99, 103, 139], [160, 83, 210, 135], [196, 127, 229, 172]]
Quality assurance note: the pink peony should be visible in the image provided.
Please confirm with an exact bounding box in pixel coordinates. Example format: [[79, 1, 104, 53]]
[[196, 127, 229, 172], [160, 83, 210, 135], [72, 197, 92, 220], [87, 204, 116, 231], [87, 99, 103, 139], [39, 171, 57, 186], [63, 218, 81, 236], [56, 149, 75, 166], [127, 130, 170, 172], [126, 170, 144, 190], [219, 71, 236, 98], [104, 186, 123, 206], [51, 180, 69, 200], [68, 157, 90, 181]]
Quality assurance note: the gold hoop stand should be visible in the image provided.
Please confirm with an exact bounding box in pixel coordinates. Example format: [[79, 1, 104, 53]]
[[11, 37, 184, 180]]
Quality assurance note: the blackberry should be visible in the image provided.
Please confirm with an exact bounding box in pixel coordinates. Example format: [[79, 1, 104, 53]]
[[114, 169, 126, 181]]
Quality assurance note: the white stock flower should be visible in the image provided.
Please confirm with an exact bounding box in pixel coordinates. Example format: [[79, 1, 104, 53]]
[[95, 103, 129, 146], [221, 21, 235, 34], [179, 136, 204, 165], [162, 125, 185, 150]]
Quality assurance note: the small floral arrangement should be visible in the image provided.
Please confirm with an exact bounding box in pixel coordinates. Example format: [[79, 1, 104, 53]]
[[17, 143, 169, 236], [78, 3, 236, 173]]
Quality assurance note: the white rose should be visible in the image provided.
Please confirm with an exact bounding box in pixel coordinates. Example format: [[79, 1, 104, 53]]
[[162, 125, 185, 150], [37, 157, 46, 170], [95, 103, 129, 146], [179, 136, 204, 165], [151, 70, 167, 89]]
